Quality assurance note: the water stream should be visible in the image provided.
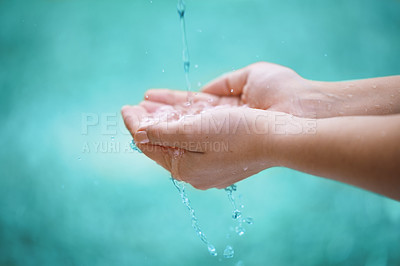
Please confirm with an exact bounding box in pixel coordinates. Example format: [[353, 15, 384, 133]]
[[177, 0, 193, 105], [129, 0, 254, 258]]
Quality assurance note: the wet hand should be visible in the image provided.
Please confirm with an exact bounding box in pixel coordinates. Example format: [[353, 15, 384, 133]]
[[142, 62, 313, 117], [201, 62, 313, 116], [122, 105, 289, 189]]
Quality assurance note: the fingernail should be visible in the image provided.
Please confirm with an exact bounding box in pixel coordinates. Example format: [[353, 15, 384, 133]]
[[135, 131, 149, 144]]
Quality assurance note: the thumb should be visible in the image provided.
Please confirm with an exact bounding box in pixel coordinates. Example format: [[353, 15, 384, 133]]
[[134, 119, 203, 152], [201, 67, 248, 96]]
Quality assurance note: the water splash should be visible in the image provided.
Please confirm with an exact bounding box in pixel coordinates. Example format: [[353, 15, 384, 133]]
[[225, 185, 242, 220], [130, 139, 143, 153], [223, 245, 235, 259], [127, 1, 254, 257], [225, 184, 253, 238], [171, 178, 217, 256]]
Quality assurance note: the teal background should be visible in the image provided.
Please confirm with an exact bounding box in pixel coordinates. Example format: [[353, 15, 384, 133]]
[[1, 0, 400, 265]]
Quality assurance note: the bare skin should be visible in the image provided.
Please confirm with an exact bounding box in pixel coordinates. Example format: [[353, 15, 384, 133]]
[[121, 62, 400, 201]]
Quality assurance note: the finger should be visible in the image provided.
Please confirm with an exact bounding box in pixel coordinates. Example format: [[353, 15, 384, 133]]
[[139, 100, 167, 113], [201, 67, 249, 96], [145, 89, 220, 106], [135, 119, 205, 152], [121, 105, 149, 135]]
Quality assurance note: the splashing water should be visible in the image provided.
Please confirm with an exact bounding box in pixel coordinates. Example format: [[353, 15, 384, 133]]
[[130, 115, 253, 258], [225, 184, 242, 220], [223, 245, 235, 259], [127, 0, 254, 258], [171, 178, 218, 256], [130, 139, 142, 153], [225, 184, 254, 237]]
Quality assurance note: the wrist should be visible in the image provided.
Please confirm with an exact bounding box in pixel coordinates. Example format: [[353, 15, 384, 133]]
[[258, 112, 317, 167], [293, 80, 336, 118]]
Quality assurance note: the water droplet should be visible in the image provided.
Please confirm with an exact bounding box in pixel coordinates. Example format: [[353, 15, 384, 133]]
[[197, 29, 203, 33], [207, 98, 214, 103], [111, 136, 115, 141], [198, 231, 208, 243], [208, 244, 217, 256], [243, 166, 248, 171], [235, 226, 245, 236], [232, 210, 242, 220], [194, 64, 198, 68], [372, 85, 377, 89], [324, 53, 328, 57], [77, 156, 81, 160], [223, 245, 234, 259], [162, 69, 165, 73], [244, 217, 254, 225], [197, 82, 202, 87], [177, 0, 185, 17], [145, 95, 149, 100], [173, 149, 183, 159]]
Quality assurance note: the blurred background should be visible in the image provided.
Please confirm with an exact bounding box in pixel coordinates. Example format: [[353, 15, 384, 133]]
[[1, 0, 400, 265]]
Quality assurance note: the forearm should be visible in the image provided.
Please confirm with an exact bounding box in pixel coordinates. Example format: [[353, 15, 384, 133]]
[[300, 76, 400, 118], [269, 114, 400, 200]]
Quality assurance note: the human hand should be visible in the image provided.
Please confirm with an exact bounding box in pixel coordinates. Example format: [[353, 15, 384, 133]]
[[201, 62, 400, 118], [141, 62, 315, 118], [122, 102, 304, 189], [202, 62, 313, 116], [143, 62, 400, 121]]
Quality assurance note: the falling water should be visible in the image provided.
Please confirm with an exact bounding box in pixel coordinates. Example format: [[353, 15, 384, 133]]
[[177, 0, 193, 105], [128, 1, 254, 258], [171, 178, 217, 256]]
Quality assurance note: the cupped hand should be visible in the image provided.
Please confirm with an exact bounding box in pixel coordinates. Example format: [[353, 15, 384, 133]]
[[142, 62, 314, 118], [121, 61, 314, 189], [121, 103, 291, 189]]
